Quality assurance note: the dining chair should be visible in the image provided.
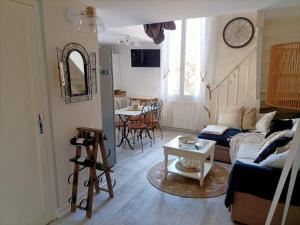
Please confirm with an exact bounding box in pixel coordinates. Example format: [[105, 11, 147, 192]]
[[127, 105, 152, 152], [114, 100, 122, 141], [157, 99, 163, 138], [122, 97, 131, 108], [128, 100, 144, 123], [145, 100, 163, 143]]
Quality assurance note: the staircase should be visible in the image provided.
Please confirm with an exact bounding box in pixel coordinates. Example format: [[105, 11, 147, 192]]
[[209, 47, 257, 123]]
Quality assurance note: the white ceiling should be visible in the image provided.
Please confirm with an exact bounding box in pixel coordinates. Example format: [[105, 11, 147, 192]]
[[99, 25, 152, 45], [80, 0, 298, 44], [83, 0, 283, 28]]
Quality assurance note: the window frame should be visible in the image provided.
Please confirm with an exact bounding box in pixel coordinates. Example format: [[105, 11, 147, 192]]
[[167, 19, 200, 101]]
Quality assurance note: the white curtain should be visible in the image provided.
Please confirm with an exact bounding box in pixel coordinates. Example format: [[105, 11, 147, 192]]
[[159, 17, 217, 130], [159, 32, 172, 127], [196, 17, 217, 130]]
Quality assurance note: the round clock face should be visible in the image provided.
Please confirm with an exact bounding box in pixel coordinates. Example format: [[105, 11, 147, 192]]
[[223, 17, 254, 48]]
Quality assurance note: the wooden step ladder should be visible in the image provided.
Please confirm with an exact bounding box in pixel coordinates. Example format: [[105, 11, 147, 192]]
[[68, 127, 114, 218]]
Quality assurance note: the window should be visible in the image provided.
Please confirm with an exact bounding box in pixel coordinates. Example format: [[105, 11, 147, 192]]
[[167, 18, 202, 100]]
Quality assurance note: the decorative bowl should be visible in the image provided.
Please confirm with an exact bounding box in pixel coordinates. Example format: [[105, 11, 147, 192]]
[[178, 136, 198, 144]]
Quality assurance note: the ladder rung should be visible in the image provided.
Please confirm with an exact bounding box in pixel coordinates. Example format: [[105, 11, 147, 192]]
[[70, 136, 96, 146], [96, 162, 113, 172], [69, 127, 115, 219], [70, 157, 95, 167]]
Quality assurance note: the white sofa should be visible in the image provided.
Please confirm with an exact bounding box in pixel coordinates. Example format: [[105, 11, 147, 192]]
[[227, 130, 300, 225]]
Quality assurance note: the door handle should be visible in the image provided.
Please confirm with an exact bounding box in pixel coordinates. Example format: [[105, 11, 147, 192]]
[[38, 113, 44, 135]]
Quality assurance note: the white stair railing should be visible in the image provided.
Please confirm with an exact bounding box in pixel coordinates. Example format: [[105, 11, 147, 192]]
[[211, 47, 257, 91], [209, 47, 257, 122]]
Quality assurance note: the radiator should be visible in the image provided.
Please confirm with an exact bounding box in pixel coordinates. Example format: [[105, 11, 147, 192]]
[[171, 101, 198, 130]]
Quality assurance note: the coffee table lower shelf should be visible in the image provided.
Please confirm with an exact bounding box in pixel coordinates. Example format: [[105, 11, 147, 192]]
[[167, 158, 212, 181]]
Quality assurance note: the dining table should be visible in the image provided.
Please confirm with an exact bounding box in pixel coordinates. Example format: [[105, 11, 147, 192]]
[[115, 105, 153, 150]]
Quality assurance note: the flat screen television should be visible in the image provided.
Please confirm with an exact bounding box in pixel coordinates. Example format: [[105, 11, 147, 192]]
[[131, 49, 160, 67]]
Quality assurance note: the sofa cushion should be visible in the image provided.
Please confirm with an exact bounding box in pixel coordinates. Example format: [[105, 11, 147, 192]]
[[276, 141, 291, 154], [198, 128, 242, 147], [254, 136, 293, 163], [260, 150, 290, 169], [257, 130, 294, 157], [201, 125, 229, 135], [242, 107, 256, 130], [218, 106, 244, 130], [225, 161, 300, 208], [265, 119, 293, 138], [237, 158, 258, 166], [237, 143, 261, 161], [255, 111, 276, 134]]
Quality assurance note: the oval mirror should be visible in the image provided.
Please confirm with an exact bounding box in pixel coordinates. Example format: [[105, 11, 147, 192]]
[[68, 50, 87, 96]]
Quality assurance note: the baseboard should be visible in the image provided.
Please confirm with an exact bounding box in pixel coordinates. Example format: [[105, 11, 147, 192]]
[[55, 190, 88, 218], [55, 203, 69, 218]]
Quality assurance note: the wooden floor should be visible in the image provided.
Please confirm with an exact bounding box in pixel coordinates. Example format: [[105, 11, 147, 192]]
[[51, 129, 234, 225]]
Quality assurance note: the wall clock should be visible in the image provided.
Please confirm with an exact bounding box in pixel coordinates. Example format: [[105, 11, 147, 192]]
[[223, 17, 254, 48]]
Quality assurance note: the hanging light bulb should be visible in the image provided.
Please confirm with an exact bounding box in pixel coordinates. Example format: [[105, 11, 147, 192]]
[[86, 6, 97, 33], [69, 6, 105, 34]]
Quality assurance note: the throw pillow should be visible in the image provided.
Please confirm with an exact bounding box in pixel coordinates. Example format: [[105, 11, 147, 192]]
[[254, 136, 292, 163], [218, 106, 244, 130], [257, 130, 294, 156], [260, 131, 283, 147], [255, 111, 277, 134], [276, 141, 291, 154], [242, 107, 256, 130], [265, 119, 293, 138], [260, 150, 289, 169], [201, 125, 229, 135]]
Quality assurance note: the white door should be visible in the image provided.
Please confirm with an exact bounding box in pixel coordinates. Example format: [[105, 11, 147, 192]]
[[0, 0, 53, 225]]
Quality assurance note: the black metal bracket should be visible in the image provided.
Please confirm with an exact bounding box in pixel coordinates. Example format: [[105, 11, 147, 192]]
[[68, 166, 86, 184], [83, 171, 105, 187], [77, 199, 88, 210], [97, 179, 116, 193], [112, 179, 116, 188]]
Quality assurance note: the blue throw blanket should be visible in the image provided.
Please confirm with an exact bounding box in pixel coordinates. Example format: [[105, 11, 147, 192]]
[[198, 128, 242, 147], [225, 161, 300, 208]]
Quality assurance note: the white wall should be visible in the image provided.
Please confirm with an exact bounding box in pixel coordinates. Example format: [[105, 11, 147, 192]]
[[213, 12, 258, 84], [41, 0, 102, 214], [106, 43, 161, 97], [206, 12, 258, 122], [112, 53, 121, 90], [103, 12, 259, 130]]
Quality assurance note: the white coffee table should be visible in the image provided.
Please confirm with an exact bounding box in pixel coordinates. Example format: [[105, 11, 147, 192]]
[[163, 136, 216, 187]]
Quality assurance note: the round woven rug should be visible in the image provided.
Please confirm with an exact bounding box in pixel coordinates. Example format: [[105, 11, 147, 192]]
[[147, 160, 229, 198]]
